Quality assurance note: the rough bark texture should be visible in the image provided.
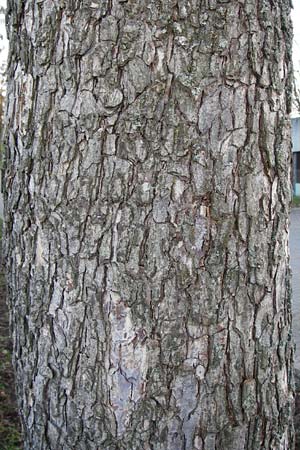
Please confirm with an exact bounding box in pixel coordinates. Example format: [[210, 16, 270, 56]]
[[4, 0, 294, 449]]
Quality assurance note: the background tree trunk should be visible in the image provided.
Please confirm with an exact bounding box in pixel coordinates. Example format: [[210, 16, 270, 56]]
[[4, 0, 294, 449]]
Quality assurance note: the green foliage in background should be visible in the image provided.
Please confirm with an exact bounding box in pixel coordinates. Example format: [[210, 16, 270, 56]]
[[293, 196, 300, 207]]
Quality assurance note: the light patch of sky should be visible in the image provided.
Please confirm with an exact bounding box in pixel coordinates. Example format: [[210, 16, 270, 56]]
[[0, 0, 7, 69], [292, 1, 300, 69]]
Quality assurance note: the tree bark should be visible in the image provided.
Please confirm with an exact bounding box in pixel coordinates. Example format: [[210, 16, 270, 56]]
[[4, 0, 294, 449]]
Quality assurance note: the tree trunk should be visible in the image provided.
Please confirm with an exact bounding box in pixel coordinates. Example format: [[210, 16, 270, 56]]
[[4, 1, 294, 449]]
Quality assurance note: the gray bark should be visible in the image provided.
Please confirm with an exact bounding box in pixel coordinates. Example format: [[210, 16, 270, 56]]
[[4, 0, 294, 449]]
